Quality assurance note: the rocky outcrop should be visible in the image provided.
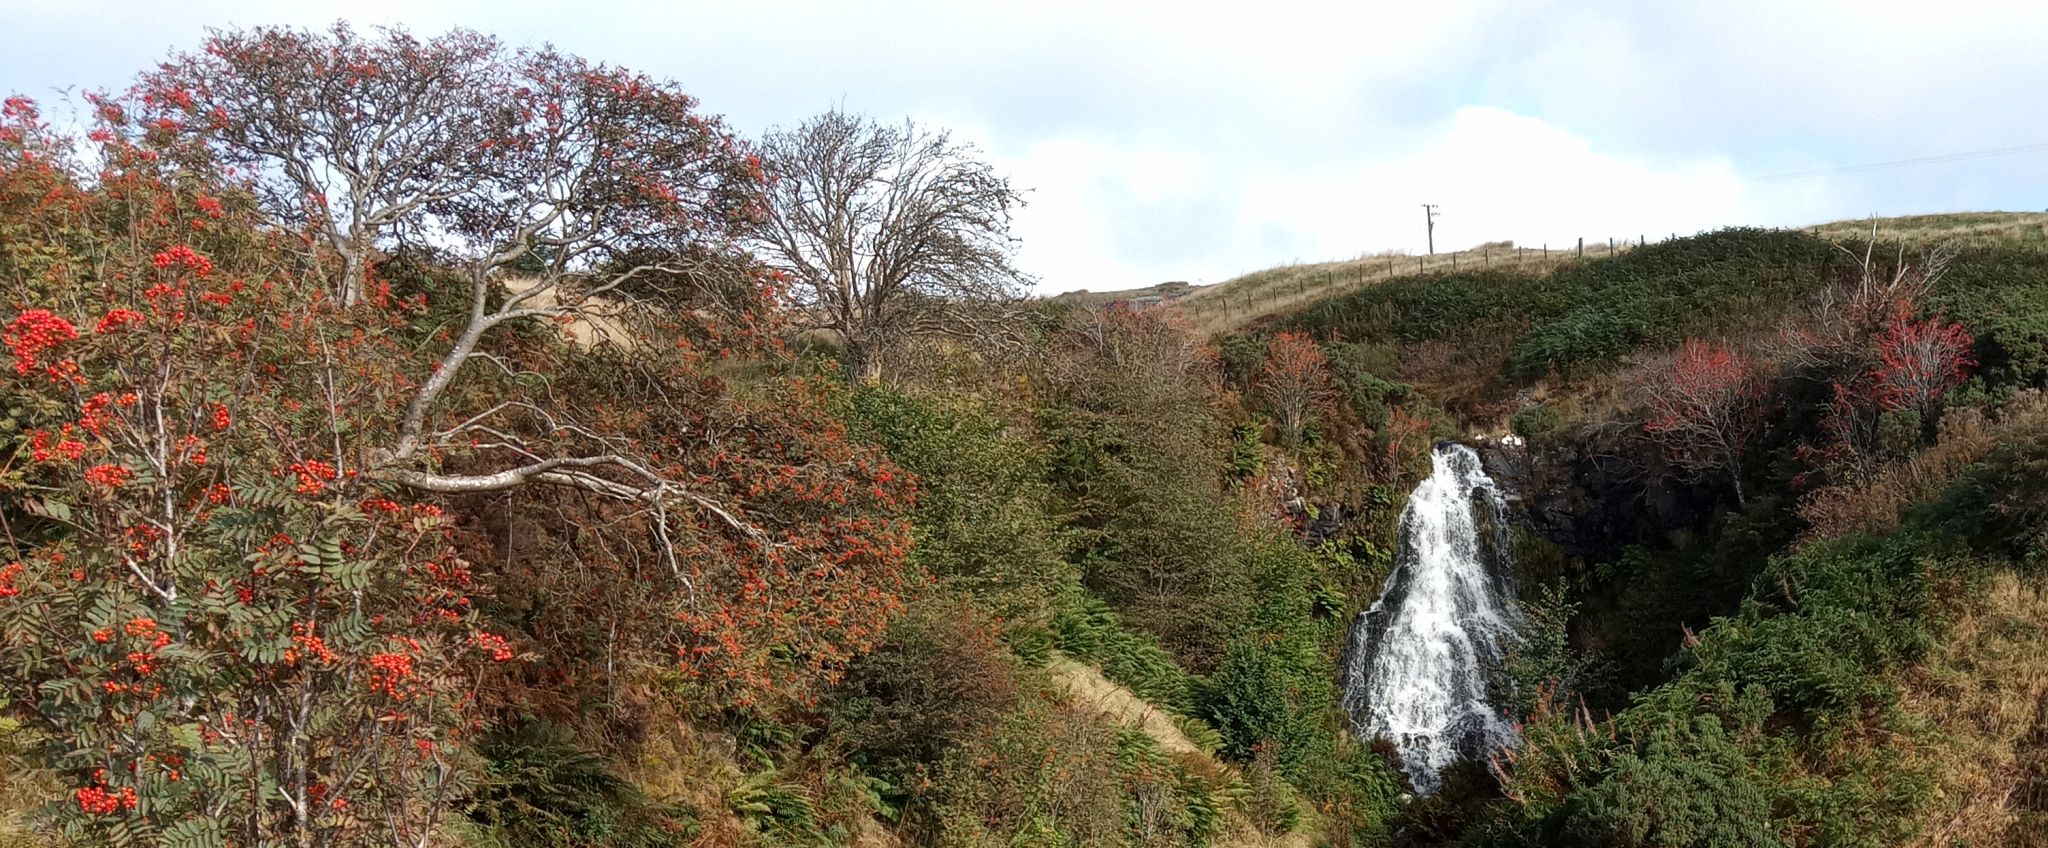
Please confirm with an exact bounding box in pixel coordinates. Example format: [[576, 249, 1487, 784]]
[[1473, 429, 1719, 561]]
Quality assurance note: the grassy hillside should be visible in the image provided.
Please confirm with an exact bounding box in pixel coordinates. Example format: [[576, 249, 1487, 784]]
[[1208, 216, 2048, 846], [1066, 212, 2048, 338]]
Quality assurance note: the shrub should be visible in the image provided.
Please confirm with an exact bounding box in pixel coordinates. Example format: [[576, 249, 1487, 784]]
[[1285, 228, 1839, 383], [1561, 715, 1784, 848], [910, 695, 1129, 847], [842, 385, 1069, 621], [832, 600, 1023, 783], [1195, 642, 1322, 770], [1511, 403, 1566, 441], [463, 722, 693, 848], [1928, 245, 2048, 390]]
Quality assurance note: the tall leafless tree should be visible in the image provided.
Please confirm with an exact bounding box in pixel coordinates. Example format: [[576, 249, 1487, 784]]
[[755, 110, 1029, 382]]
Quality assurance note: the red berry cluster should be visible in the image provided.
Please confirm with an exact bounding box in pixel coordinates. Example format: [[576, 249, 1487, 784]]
[[94, 308, 146, 334], [150, 244, 215, 276], [287, 460, 338, 495], [285, 621, 339, 666], [0, 561, 24, 599], [366, 644, 419, 700], [472, 632, 516, 662], [74, 782, 137, 815], [27, 427, 88, 462], [5, 309, 78, 378], [84, 464, 132, 490]]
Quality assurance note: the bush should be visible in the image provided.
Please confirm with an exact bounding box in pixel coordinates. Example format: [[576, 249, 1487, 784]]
[[831, 600, 1023, 783], [1929, 245, 2048, 390], [910, 695, 1131, 847], [1195, 642, 1322, 770], [1511, 403, 1566, 441], [1561, 715, 1783, 848], [843, 385, 1069, 622], [464, 722, 694, 848]]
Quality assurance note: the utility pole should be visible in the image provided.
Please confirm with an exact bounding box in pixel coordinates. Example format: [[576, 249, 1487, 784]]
[[1422, 204, 1440, 255]]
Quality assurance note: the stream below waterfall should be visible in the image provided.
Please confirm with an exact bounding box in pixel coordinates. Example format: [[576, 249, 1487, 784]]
[[1341, 441, 1524, 795]]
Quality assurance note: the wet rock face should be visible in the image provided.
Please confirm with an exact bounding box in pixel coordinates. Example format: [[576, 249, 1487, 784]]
[[1473, 433, 1716, 561]]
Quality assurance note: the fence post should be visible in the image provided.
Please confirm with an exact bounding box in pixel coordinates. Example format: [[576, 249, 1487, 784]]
[[1577, 237, 1583, 258]]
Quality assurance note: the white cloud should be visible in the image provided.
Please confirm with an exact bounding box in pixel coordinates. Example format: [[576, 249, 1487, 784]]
[[3, 0, 2042, 296], [999, 107, 1842, 294]]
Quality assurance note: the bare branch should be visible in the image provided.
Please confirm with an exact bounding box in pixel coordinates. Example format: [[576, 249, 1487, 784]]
[[756, 110, 1029, 381]]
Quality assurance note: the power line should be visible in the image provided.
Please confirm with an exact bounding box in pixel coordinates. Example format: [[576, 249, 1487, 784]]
[[1749, 140, 2048, 182]]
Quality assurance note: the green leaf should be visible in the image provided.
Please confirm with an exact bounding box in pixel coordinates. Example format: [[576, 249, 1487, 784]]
[[159, 817, 223, 848]]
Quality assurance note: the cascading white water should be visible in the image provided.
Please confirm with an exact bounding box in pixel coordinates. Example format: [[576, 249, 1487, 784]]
[[1341, 442, 1523, 795]]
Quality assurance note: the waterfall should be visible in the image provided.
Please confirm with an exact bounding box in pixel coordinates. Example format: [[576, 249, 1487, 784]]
[[1341, 441, 1523, 795]]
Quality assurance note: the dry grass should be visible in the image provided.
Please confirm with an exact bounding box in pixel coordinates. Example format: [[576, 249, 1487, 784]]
[[1800, 392, 2048, 544], [1809, 211, 2048, 250], [1797, 409, 2000, 543], [1047, 657, 1328, 847], [0, 722, 52, 848], [1048, 656, 1208, 758], [500, 276, 639, 349], [1900, 570, 2048, 848]]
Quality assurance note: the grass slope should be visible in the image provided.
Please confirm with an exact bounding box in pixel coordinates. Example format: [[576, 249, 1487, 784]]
[[1059, 211, 2048, 338]]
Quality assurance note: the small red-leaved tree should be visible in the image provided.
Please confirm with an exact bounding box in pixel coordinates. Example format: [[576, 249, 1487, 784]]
[[1800, 304, 1976, 485], [1637, 339, 1768, 506], [1255, 331, 1335, 445], [1873, 303, 1975, 418]]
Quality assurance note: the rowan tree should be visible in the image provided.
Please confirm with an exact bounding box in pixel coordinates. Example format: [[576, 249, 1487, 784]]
[[141, 23, 507, 307], [1, 95, 494, 848], [755, 109, 1028, 383], [1872, 304, 1975, 418], [1637, 339, 1768, 506], [139, 24, 808, 588], [1255, 331, 1336, 445]]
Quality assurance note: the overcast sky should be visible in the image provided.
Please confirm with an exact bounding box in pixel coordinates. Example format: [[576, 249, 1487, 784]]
[[4, 0, 2045, 293]]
